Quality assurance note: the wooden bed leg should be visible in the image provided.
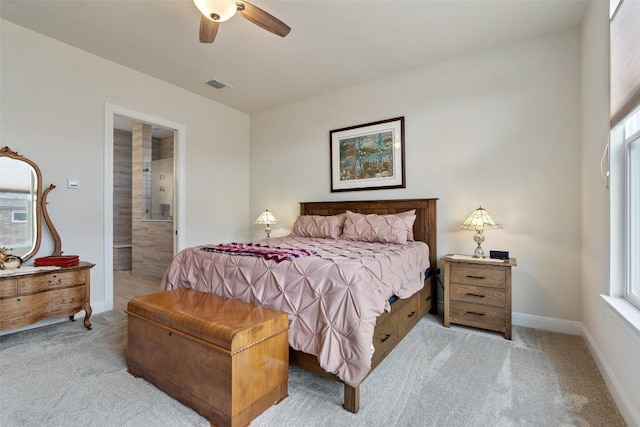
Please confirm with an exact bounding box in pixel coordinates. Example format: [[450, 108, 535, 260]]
[[343, 384, 360, 413]]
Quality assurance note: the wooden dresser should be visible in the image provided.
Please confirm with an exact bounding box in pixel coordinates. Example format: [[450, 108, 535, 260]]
[[0, 262, 94, 331], [443, 254, 516, 339]]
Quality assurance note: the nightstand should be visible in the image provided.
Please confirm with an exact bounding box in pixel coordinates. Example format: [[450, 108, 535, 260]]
[[443, 254, 517, 339]]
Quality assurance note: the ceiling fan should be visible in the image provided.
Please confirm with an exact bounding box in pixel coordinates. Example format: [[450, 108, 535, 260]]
[[193, 0, 291, 43]]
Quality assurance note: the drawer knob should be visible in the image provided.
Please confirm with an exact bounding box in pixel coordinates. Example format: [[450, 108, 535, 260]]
[[380, 333, 391, 343], [464, 292, 486, 298], [61, 297, 75, 304], [466, 275, 486, 280], [407, 310, 416, 318], [466, 311, 486, 317]]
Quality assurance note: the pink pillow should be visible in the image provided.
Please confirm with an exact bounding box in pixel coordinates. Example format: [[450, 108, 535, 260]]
[[291, 214, 346, 239], [340, 211, 415, 244], [396, 209, 416, 241]]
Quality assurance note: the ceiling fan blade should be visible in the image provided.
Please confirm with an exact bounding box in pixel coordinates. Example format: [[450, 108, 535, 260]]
[[237, 1, 291, 38], [199, 16, 219, 43]]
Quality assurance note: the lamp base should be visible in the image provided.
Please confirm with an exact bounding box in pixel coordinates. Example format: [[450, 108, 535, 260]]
[[473, 230, 486, 258]]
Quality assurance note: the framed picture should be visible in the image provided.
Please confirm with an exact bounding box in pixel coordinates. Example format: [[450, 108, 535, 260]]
[[330, 116, 405, 192]]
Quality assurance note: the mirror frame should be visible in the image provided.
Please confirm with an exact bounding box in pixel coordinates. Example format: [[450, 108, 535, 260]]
[[0, 146, 61, 261]]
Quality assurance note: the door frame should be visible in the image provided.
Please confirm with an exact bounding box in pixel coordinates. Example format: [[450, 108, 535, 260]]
[[103, 103, 186, 310]]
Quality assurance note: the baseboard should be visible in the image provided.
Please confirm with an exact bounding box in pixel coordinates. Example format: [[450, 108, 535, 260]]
[[0, 316, 72, 336], [89, 301, 107, 315], [433, 305, 584, 336], [0, 301, 108, 336], [437, 292, 596, 335], [582, 325, 640, 427], [511, 311, 582, 335]]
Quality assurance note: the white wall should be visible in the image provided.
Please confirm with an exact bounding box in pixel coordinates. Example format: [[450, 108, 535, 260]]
[[580, 2, 640, 425], [2, 7, 637, 424], [250, 29, 583, 325], [1, 20, 251, 316]]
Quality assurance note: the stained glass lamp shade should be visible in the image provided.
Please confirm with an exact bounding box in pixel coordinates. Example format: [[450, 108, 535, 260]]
[[459, 206, 502, 258], [254, 209, 278, 238]]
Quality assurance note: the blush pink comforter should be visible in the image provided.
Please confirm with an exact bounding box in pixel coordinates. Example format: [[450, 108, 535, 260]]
[[161, 235, 430, 387]]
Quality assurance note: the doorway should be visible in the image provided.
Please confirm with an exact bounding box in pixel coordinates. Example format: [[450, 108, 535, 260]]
[[104, 104, 185, 311]]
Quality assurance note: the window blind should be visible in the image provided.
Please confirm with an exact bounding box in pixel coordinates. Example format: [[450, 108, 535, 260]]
[[610, 0, 640, 127]]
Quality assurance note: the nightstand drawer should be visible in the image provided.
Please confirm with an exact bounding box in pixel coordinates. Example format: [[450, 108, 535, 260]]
[[450, 283, 505, 308], [450, 265, 506, 289], [450, 301, 506, 328]]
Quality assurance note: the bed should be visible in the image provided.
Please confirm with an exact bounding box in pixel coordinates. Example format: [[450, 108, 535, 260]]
[[161, 198, 438, 413]]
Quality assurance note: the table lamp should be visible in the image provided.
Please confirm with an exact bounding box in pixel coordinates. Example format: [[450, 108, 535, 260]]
[[254, 209, 278, 238], [459, 206, 502, 258]]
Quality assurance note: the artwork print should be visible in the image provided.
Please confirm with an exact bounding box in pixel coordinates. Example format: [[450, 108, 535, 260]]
[[330, 117, 405, 192], [339, 130, 394, 181]]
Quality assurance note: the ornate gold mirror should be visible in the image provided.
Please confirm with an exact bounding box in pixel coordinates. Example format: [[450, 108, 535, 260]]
[[0, 146, 61, 262]]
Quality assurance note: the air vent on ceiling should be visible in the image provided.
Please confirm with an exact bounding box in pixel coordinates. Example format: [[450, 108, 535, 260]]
[[205, 79, 233, 90]]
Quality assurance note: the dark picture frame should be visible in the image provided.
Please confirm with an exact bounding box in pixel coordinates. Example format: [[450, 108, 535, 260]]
[[330, 116, 405, 192]]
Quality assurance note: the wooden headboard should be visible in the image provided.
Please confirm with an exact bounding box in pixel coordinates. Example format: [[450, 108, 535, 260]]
[[299, 198, 438, 279]]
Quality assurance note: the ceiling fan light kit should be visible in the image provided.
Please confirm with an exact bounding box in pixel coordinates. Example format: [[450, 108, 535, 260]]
[[193, 0, 237, 22], [194, 0, 291, 44]]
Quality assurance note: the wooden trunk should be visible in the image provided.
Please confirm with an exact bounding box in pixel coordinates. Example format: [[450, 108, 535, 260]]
[[126, 289, 289, 427]]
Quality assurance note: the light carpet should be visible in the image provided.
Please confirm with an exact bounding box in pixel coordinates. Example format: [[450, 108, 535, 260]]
[[0, 310, 626, 426]]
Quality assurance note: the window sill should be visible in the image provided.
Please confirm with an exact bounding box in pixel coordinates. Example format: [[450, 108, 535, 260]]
[[601, 295, 640, 336]]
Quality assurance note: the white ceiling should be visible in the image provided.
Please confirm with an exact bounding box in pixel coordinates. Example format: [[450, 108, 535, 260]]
[[1, 0, 589, 114]]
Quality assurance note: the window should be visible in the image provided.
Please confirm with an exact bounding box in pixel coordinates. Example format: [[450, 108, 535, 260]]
[[11, 211, 27, 223], [624, 108, 640, 308]]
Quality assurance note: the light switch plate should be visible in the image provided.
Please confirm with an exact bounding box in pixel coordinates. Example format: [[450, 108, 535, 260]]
[[67, 179, 79, 189]]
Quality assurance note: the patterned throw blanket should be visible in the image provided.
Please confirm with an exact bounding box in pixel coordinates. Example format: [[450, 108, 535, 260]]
[[201, 243, 316, 263]]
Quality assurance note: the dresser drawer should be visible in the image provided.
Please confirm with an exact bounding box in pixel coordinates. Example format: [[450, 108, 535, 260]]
[[449, 283, 505, 308], [1, 262, 94, 331], [450, 265, 506, 289], [18, 270, 85, 294], [0, 278, 18, 299], [0, 286, 85, 329], [450, 301, 506, 329]]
